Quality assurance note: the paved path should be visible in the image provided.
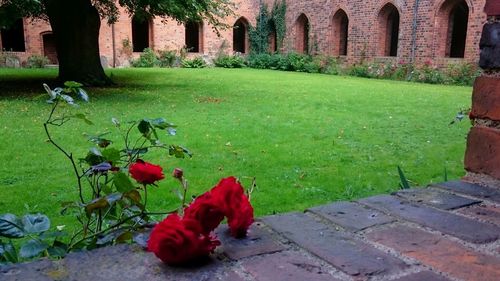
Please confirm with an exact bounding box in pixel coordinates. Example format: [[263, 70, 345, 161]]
[[1, 180, 499, 281]]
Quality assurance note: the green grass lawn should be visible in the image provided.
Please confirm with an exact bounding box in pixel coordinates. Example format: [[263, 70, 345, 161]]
[[0, 67, 471, 228]]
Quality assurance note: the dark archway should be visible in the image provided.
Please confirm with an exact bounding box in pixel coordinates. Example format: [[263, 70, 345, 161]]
[[233, 17, 249, 53], [131, 15, 150, 52], [332, 9, 349, 56], [448, 1, 469, 57], [268, 20, 278, 53], [185, 21, 202, 53], [295, 14, 309, 54], [42, 32, 58, 64], [378, 3, 400, 57], [0, 18, 25, 52]]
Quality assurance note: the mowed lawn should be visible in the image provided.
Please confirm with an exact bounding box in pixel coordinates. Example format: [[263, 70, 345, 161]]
[[0, 68, 471, 228]]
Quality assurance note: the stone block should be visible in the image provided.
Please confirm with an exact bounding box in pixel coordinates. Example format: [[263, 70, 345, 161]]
[[393, 271, 451, 281], [464, 127, 500, 180], [367, 225, 500, 281], [431, 181, 500, 203], [457, 204, 500, 226], [470, 76, 500, 121], [479, 22, 500, 69], [262, 212, 408, 277], [394, 188, 480, 210], [359, 195, 500, 243], [308, 201, 394, 232]]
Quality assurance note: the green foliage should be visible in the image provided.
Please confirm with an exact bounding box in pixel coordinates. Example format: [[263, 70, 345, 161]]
[[1, 213, 67, 263], [397, 166, 411, 190], [249, 0, 286, 54], [26, 54, 50, 68], [131, 48, 159, 68], [347, 64, 370, 78], [271, 0, 286, 51], [213, 55, 246, 68], [158, 50, 178, 67], [445, 62, 481, 86], [181, 57, 207, 68]]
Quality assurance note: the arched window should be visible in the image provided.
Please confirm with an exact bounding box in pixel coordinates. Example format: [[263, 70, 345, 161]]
[[295, 14, 309, 54], [378, 4, 400, 57], [268, 20, 278, 53], [42, 32, 58, 64], [233, 18, 249, 53], [131, 15, 150, 52], [0, 18, 25, 52], [439, 0, 469, 58], [332, 9, 349, 56], [185, 21, 203, 53]]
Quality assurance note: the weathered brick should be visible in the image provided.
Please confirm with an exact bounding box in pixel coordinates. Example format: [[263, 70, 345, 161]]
[[485, 0, 500, 16], [242, 251, 341, 281], [464, 127, 500, 180], [308, 201, 394, 232], [392, 271, 451, 281], [431, 181, 500, 203], [367, 225, 500, 281], [479, 22, 500, 69], [394, 188, 480, 210], [359, 195, 500, 243], [457, 204, 500, 226], [262, 212, 408, 277], [216, 223, 284, 260], [470, 76, 500, 121]]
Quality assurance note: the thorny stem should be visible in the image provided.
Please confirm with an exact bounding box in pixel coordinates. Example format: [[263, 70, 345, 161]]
[[44, 100, 85, 204]]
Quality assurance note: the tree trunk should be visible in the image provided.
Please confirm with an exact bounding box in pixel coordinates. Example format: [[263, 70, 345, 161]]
[[45, 0, 112, 86]]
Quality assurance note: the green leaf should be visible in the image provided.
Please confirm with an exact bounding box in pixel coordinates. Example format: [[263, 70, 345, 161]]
[[137, 120, 151, 136], [22, 214, 50, 234], [150, 118, 176, 129], [102, 148, 121, 163], [74, 113, 93, 125], [20, 239, 49, 259], [84, 198, 109, 216], [84, 148, 104, 166], [0, 240, 18, 263], [169, 145, 192, 158], [124, 190, 142, 205], [116, 231, 133, 243], [113, 172, 135, 193], [397, 166, 411, 190], [0, 214, 24, 238], [64, 81, 83, 88]]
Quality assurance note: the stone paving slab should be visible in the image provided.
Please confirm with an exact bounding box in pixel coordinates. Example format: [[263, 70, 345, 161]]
[[308, 201, 394, 232], [392, 271, 451, 281], [456, 204, 500, 226], [241, 250, 342, 281], [359, 195, 500, 243], [367, 225, 500, 281], [431, 181, 500, 203], [261, 212, 408, 278], [216, 223, 285, 260], [394, 188, 481, 210]]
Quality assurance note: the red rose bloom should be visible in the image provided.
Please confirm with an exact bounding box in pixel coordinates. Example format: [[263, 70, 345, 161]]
[[210, 177, 254, 238], [184, 192, 225, 235], [129, 159, 165, 184], [147, 213, 220, 265]]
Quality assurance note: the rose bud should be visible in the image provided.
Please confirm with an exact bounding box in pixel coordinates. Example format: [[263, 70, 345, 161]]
[[172, 168, 184, 179]]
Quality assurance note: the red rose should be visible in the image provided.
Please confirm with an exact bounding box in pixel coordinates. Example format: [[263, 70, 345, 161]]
[[210, 177, 254, 238], [129, 159, 165, 184], [147, 213, 220, 265], [184, 192, 225, 235], [172, 168, 184, 179]]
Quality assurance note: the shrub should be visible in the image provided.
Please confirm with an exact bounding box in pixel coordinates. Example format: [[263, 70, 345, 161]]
[[286, 52, 311, 72], [410, 62, 446, 84], [181, 57, 207, 68], [446, 62, 481, 86], [246, 53, 273, 69], [131, 48, 158, 68], [348, 64, 370, 78], [158, 50, 178, 67], [26, 54, 50, 68], [213, 55, 246, 68]]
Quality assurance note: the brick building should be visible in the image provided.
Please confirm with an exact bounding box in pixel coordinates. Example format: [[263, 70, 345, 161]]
[[0, 0, 487, 67]]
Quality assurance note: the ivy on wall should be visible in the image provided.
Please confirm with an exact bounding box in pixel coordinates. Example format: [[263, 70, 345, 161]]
[[249, 0, 287, 54]]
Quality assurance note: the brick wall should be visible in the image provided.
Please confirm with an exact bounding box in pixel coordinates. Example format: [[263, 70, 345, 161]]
[[464, 0, 500, 187], [0, 0, 487, 67]]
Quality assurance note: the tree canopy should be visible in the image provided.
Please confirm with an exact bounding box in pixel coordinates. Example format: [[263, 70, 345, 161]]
[[0, 0, 234, 85]]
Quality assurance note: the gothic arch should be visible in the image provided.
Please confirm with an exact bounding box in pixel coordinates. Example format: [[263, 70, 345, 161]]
[[435, 0, 470, 58], [295, 13, 310, 54], [377, 3, 400, 57], [131, 15, 152, 52], [185, 21, 203, 53], [331, 9, 349, 56], [0, 18, 25, 52], [40, 31, 58, 64], [233, 17, 249, 53]]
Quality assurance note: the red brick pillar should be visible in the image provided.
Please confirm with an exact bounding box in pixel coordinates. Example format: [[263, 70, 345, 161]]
[[463, 0, 500, 187]]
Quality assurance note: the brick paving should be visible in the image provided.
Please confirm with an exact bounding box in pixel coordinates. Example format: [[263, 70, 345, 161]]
[[1, 180, 499, 281]]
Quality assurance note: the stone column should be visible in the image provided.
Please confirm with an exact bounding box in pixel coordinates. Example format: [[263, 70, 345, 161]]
[[464, 0, 500, 187]]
